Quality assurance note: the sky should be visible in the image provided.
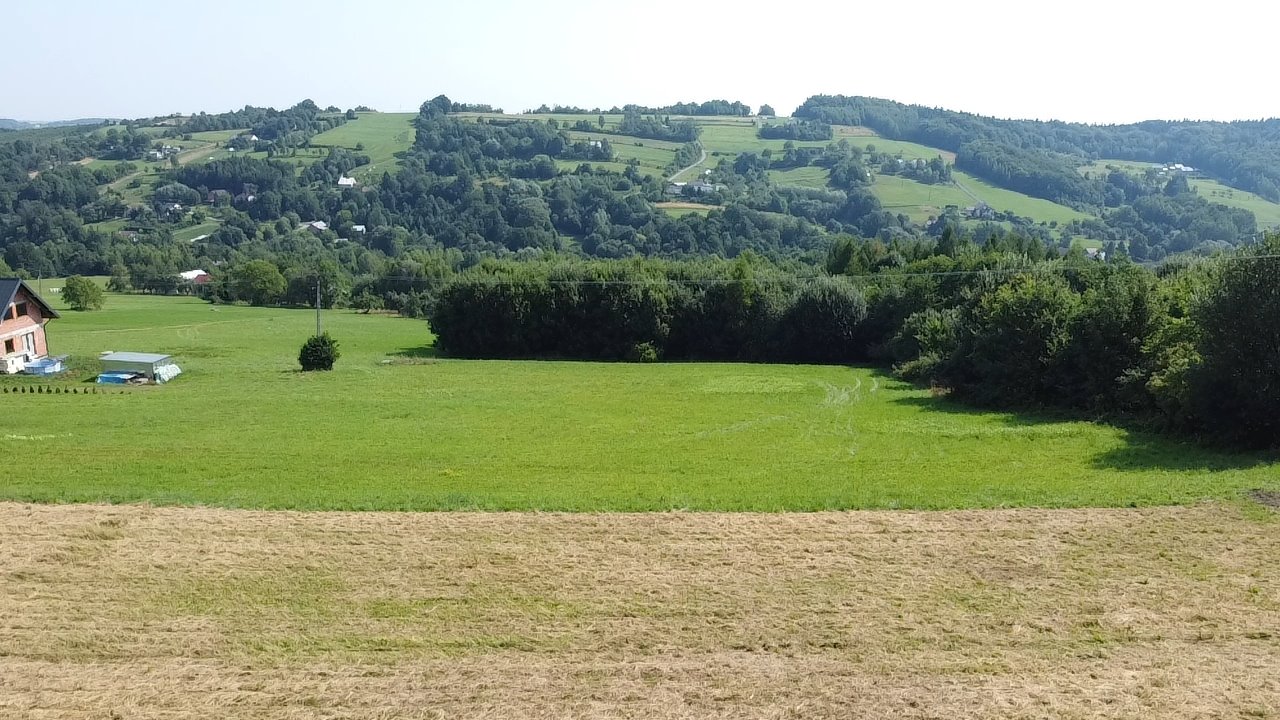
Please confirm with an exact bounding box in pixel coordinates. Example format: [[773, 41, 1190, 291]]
[[5, 0, 1277, 124]]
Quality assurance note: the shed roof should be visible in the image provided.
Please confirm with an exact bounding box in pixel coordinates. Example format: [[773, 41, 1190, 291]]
[[100, 352, 173, 364], [0, 278, 61, 319]]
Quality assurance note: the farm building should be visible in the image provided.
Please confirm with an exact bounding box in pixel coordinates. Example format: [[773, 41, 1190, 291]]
[[179, 269, 211, 285], [337, 176, 357, 188], [0, 278, 60, 375], [98, 352, 182, 383]]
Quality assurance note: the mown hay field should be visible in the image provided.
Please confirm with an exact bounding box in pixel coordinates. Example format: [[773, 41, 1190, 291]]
[[0, 502, 1276, 718]]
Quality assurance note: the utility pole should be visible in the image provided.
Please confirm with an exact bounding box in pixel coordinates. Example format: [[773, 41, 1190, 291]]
[[315, 276, 322, 336]]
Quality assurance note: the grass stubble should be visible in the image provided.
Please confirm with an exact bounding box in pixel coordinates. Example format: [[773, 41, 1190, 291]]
[[1, 501, 1276, 718]]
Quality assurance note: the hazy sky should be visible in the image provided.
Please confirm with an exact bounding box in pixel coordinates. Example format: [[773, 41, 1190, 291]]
[[6, 0, 1276, 124]]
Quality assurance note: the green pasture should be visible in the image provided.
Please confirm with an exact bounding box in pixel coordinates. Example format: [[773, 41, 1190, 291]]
[[1190, 178, 1280, 227], [767, 166, 832, 189], [654, 202, 713, 217], [952, 170, 1092, 224], [870, 175, 972, 223], [187, 129, 247, 144], [1, 294, 1274, 512], [310, 113, 416, 177], [566, 131, 680, 170], [172, 220, 221, 242], [554, 160, 662, 177]]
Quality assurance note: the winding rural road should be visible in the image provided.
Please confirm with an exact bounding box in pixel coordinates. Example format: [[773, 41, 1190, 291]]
[[666, 143, 707, 183]]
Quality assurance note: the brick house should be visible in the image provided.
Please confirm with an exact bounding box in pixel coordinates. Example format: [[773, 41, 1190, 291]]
[[0, 278, 60, 374]]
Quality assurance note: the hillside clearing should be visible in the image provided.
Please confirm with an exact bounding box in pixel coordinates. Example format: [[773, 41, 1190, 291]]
[[1, 502, 1276, 719], [309, 112, 416, 178], [767, 165, 831, 189], [1, 293, 1275, 511]]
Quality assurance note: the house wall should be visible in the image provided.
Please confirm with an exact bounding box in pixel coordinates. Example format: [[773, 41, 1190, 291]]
[[0, 288, 50, 358]]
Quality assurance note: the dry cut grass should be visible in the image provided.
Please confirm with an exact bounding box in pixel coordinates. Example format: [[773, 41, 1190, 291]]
[[1, 502, 1277, 719]]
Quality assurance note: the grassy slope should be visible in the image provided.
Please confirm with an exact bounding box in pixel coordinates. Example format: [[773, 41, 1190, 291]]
[[1, 294, 1274, 511], [872, 175, 974, 222], [767, 166, 832, 189], [951, 170, 1092, 224], [309, 112, 416, 179], [1080, 159, 1280, 228], [1191, 178, 1280, 227]]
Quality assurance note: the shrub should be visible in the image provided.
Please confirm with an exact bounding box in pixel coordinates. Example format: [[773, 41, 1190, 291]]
[[299, 333, 340, 371]]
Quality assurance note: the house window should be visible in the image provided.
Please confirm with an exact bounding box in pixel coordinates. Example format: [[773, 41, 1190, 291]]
[[15, 301, 28, 317], [22, 333, 34, 354], [3, 339, 13, 355]]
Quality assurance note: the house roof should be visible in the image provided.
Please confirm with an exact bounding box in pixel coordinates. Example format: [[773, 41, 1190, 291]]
[[100, 352, 172, 364], [0, 278, 60, 319]]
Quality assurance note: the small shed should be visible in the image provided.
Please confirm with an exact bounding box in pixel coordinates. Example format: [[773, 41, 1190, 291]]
[[99, 352, 182, 383]]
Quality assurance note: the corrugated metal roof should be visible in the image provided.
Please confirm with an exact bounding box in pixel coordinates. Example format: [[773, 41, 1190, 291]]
[[100, 352, 172, 364]]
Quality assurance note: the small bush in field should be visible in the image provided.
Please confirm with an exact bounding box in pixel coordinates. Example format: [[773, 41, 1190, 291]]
[[299, 333, 340, 371]]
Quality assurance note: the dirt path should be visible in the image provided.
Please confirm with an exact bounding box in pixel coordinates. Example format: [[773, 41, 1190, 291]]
[[1, 502, 1276, 719], [666, 142, 707, 183]]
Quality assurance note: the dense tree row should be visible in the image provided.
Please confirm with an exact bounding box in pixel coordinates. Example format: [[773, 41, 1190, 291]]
[[429, 256, 864, 363], [758, 121, 833, 141]]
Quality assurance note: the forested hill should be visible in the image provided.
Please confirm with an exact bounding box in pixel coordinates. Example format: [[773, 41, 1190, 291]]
[[794, 95, 1280, 204]]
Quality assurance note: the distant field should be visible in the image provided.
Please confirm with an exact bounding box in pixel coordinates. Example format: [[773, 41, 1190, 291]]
[[84, 218, 128, 234], [1191, 178, 1280, 227], [952, 170, 1092, 224], [310, 112, 416, 178], [654, 201, 712, 217], [698, 122, 830, 155], [2, 293, 1275, 511], [855, 134, 957, 163], [871, 175, 973, 223], [565, 131, 678, 175], [767, 166, 832, 189], [554, 159, 662, 178], [1079, 159, 1280, 228], [186, 129, 246, 143], [172, 220, 221, 242]]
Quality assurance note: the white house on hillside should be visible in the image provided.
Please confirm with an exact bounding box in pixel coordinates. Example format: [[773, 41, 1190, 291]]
[[337, 176, 357, 188]]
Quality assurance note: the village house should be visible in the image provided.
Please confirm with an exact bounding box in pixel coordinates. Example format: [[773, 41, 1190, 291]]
[[337, 176, 358, 188], [0, 278, 60, 374], [179, 269, 212, 285], [965, 201, 996, 220]]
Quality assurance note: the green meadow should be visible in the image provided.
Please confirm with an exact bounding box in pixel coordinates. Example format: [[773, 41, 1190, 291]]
[[767, 166, 832, 189], [871, 174, 974, 222], [1191, 178, 1280, 227], [310, 112, 416, 178], [1, 293, 1274, 512], [951, 170, 1092, 224]]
